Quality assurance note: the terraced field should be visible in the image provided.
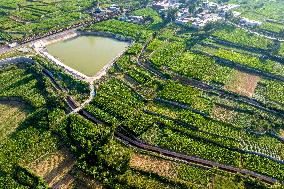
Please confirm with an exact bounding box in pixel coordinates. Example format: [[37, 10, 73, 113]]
[[0, 0, 143, 43], [0, 64, 47, 107], [74, 12, 284, 187], [1, 2, 284, 189]]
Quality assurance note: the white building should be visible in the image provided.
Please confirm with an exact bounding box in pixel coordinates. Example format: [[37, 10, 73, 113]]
[[153, 0, 181, 10], [232, 11, 241, 17], [240, 18, 262, 27], [108, 4, 120, 12], [8, 42, 18, 48], [119, 15, 145, 24], [175, 17, 192, 25]]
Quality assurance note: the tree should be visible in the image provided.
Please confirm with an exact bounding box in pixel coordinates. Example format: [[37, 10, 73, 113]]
[[17, 4, 21, 12], [166, 8, 178, 22], [97, 140, 131, 174], [188, 0, 199, 13], [68, 114, 112, 155], [89, 140, 131, 187]]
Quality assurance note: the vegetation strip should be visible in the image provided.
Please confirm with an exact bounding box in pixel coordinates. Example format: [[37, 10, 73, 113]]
[[76, 104, 282, 185], [140, 60, 284, 118], [115, 131, 280, 185]]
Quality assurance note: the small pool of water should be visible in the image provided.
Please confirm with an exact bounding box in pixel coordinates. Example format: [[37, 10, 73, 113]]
[[46, 35, 129, 76]]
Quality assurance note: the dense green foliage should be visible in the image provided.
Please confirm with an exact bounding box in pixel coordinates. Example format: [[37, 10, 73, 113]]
[[212, 25, 274, 50], [0, 64, 46, 108], [158, 81, 213, 113], [254, 79, 284, 110], [14, 165, 50, 189], [86, 19, 153, 42], [0, 0, 92, 42], [198, 45, 284, 78]]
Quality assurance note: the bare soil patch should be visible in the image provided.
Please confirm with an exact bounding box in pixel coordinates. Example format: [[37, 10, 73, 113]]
[[29, 147, 104, 189], [9, 15, 27, 24], [0, 100, 31, 140], [212, 105, 236, 123], [130, 153, 177, 179], [29, 147, 76, 189], [72, 170, 104, 189], [225, 71, 260, 98], [280, 130, 284, 138]]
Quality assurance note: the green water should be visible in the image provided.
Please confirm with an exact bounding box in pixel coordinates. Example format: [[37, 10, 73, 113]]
[[47, 35, 129, 76]]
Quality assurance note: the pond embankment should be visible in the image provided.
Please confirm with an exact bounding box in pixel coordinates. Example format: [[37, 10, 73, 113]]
[[33, 31, 132, 82]]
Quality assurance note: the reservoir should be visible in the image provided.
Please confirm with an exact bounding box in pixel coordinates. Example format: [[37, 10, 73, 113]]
[[46, 35, 129, 76]]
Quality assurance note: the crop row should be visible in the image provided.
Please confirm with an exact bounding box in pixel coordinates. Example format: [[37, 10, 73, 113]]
[[198, 45, 284, 78], [157, 81, 213, 114], [86, 19, 153, 42], [212, 24, 274, 50], [90, 78, 155, 134], [0, 64, 46, 108], [254, 79, 284, 111]]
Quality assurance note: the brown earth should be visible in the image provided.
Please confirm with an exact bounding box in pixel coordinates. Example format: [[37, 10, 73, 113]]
[[29, 147, 104, 189], [72, 171, 104, 189], [280, 130, 284, 138], [130, 153, 177, 179], [225, 71, 260, 98], [29, 147, 76, 189], [212, 105, 236, 123]]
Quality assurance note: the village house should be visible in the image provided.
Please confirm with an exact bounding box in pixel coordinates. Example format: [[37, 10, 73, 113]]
[[240, 18, 262, 27], [108, 4, 120, 12], [152, 0, 181, 10], [119, 15, 145, 24], [232, 11, 241, 17]]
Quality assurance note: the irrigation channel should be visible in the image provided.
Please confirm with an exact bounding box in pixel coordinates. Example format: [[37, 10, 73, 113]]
[[0, 3, 146, 56], [135, 35, 284, 118], [1, 54, 284, 185], [2, 26, 284, 186], [79, 109, 282, 185], [39, 61, 284, 186]]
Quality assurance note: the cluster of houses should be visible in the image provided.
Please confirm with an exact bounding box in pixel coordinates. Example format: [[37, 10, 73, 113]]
[[151, 0, 237, 28], [188, 1, 241, 28], [151, 0, 262, 28], [88, 1, 263, 29], [152, 0, 181, 11]]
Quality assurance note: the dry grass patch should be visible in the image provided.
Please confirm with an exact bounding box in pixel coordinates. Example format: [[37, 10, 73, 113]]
[[212, 105, 236, 123], [130, 153, 177, 179], [280, 129, 284, 138], [0, 100, 31, 140], [212, 174, 244, 189], [29, 147, 76, 189], [72, 170, 104, 189], [224, 71, 260, 98]]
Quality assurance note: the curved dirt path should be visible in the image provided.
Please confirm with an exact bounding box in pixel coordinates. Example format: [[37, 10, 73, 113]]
[[71, 83, 95, 114]]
